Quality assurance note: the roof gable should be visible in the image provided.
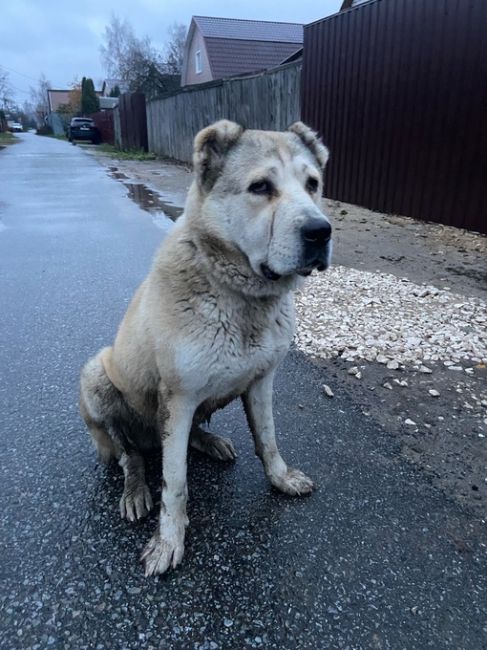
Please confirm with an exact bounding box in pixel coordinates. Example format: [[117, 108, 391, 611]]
[[47, 90, 72, 112], [193, 16, 303, 44]]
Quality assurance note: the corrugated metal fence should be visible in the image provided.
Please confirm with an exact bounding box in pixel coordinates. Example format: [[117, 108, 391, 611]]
[[146, 61, 301, 163], [302, 0, 487, 233]]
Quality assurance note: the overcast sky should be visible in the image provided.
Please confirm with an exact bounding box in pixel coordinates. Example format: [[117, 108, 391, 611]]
[[1, 0, 341, 104]]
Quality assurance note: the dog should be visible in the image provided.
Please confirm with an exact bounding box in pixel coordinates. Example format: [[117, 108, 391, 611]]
[[80, 120, 332, 576]]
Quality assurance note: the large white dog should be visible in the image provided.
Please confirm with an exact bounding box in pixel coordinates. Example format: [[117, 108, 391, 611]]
[[80, 120, 332, 575]]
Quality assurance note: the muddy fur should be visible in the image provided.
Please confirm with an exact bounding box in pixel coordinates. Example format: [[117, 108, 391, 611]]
[[80, 120, 332, 576]]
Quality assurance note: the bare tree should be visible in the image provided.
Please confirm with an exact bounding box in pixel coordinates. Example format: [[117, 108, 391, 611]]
[[22, 100, 36, 123], [29, 73, 51, 125], [100, 15, 160, 88], [99, 15, 185, 99], [0, 68, 14, 111], [100, 15, 136, 79], [163, 23, 187, 74]]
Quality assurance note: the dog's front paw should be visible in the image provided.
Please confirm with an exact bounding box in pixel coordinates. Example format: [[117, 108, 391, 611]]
[[141, 523, 186, 576], [270, 468, 315, 496], [120, 484, 153, 521]]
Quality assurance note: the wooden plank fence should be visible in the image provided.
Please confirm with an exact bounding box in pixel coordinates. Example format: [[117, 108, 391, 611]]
[[146, 61, 301, 163]]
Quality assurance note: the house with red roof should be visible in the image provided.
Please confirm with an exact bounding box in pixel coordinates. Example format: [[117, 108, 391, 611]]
[[181, 16, 303, 86]]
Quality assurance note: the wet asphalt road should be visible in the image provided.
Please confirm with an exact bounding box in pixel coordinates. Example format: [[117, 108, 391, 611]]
[[1, 134, 486, 649]]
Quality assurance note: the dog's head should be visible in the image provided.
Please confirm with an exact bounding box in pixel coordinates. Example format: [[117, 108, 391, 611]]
[[191, 119, 332, 283]]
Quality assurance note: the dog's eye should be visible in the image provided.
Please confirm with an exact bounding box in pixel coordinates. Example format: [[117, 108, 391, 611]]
[[306, 177, 319, 193], [248, 180, 274, 195]]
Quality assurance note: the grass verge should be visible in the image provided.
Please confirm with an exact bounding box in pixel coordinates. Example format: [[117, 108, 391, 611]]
[[95, 143, 157, 161], [0, 132, 19, 146]]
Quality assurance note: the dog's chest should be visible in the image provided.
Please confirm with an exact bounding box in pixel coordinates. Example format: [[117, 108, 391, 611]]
[[176, 293, 295, 397]]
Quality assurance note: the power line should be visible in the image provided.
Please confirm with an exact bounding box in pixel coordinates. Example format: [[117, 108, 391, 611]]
[[11, 84, 31, 95], [0, 63, 39, 83], [0, 64, 35, 99]]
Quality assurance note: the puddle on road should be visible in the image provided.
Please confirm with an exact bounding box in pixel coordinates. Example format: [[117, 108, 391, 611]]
[[125, 183, 183, 221], [110, 170, 129, 181], [108, 167, 183, 223]]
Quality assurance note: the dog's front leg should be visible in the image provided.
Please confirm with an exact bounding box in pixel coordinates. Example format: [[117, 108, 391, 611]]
[[141, 390, 195, 576], [243, 371, 314, 496]]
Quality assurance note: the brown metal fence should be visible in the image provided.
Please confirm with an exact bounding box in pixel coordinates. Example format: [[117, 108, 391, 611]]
[[301, 0, 487, 234], [91, 110, 114, 145], [113, 93, 148, 151]]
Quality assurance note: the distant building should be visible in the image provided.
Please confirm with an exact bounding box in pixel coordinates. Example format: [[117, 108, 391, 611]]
[[98, 97, 119, 110], [47, 87, 106, 135], [47, 87, 106, 114], [100, 79, 129, 97], [47, 89, 73, 113], [181, 16, 303, 86]]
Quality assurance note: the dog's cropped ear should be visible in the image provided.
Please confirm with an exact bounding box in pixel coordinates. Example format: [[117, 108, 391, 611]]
[[288, 121, 329, 170], [193, 120, 244, 192]]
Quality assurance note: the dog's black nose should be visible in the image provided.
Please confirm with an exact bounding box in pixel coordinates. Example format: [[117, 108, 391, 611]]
[[301, 219, 332, 246], [300, 218, 332, 270]]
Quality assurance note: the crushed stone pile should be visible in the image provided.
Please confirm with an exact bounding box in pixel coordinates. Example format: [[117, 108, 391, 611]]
[[295, 266, 487, 370]]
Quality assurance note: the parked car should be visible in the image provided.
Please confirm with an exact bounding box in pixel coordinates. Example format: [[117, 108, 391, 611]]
[[7, 121, 23, 132], [68, 117, 100, 144]]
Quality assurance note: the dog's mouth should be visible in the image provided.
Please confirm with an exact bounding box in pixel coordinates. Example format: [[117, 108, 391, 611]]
[[260, 263, 282, 281], [296, 262, 328, 276], [260, 261, 328, 281]]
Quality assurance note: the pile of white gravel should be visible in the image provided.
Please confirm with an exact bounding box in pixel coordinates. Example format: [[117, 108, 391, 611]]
[[294, 266, 487, 371]]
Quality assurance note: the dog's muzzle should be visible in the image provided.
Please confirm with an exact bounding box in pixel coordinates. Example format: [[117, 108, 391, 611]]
[[260, 217, 332, 281], [299, 218, 332, 274]]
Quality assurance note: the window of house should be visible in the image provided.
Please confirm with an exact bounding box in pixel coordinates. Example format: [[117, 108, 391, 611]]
[[195, 50, 202, 74]]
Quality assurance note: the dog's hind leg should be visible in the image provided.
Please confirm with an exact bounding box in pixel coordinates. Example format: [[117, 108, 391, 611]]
[[80, 349, 153, 520], [118, 449, 153, 521], [189, 425, 237, 461]]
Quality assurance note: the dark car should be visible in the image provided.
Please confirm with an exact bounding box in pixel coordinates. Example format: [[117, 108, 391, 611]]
[[68, 117, 100, 144]]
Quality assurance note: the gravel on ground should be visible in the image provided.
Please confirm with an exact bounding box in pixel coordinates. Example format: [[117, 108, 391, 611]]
[[295, 265, 487, 367]]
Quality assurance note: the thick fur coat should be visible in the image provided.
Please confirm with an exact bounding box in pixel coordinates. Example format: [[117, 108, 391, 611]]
[[80, 120, 332, 575]]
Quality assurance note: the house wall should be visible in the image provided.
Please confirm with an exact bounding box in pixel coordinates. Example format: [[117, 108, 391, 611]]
[[183, 28, 213, 86], [147, 61, 301, 163], [302, 0, 487, 234], [46, 112, 65, 136]]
